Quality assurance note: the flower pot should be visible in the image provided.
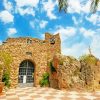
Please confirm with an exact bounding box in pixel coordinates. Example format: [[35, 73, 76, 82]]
[[0, 82, 4, 94]]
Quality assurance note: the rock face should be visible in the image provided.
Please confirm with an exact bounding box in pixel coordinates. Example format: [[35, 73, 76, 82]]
[[80, 61, 94, 90], [80, 55, 100, 90], [49, 54, 100, 91], [0, 33, 61, 88], [50, 54, 82, 90]]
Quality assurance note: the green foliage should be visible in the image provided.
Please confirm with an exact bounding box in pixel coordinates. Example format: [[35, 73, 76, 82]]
[[2, 72, 10, 88], [49, 62, 56, 73], [59, 59, 63, 65], [39, 72, 49, 87], [0, 51, 12, 73], [79, 54, 97, 65], [0, 51, 12, 87]]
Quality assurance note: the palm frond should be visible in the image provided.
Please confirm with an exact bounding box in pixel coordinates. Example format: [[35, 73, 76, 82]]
[[58, 0, 68, 13], [91, 0, 100, 13]]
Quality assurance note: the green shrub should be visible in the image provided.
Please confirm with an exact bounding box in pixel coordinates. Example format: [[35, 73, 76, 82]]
[[59, 59, 63, 65], [0, 51, 12, 88], [2, 71, 10, 88], [39, 72, 49, 87], [79, 54, 97, 65]]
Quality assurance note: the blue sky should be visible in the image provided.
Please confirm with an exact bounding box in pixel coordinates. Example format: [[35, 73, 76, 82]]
[[0, 0, 100, 58]]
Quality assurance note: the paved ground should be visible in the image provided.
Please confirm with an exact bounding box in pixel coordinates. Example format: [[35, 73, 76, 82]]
[[0, 87, 100, 100]]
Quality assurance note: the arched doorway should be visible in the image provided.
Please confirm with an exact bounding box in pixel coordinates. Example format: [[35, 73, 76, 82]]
[[18, 60, 34, 86]]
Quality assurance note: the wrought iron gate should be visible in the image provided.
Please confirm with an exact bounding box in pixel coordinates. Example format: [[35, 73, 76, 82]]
[[18, 60, 34, 84]]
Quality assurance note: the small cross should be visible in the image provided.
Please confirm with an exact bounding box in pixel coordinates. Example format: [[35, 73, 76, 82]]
[[89, 46, 92, 55]]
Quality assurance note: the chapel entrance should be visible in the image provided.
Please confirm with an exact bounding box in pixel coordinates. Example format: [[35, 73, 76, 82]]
[[18, 60, 34, 86]]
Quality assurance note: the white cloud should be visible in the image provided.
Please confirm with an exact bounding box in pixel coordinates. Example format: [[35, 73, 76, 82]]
[[30, 21, 35, 29], [98, 1, 100, 11], [61, 27, 100, 58], [7, 28, 17, 36], [17, 7, 35, 16], [67, 0, 99, 14], [0, 40, 2, 45], [42, 0, 57, 19], [30, 19, 39, 29], [0, 10, 14, 23], [68, 0, 81, 14], [15, 0, 39, 16], [91, 35, 100, 58], [72, 16, 78, 25], [15, 0, 39, 7], [40, 34, 45, 39], [81, 0, 91, 13], [3, 0, 13, 12], [62, 42, 88, 58], [80, 27, 95, 37], [54, 26, 77, 41], [86, 13, 100, 25], [40, 20, 48, 28]]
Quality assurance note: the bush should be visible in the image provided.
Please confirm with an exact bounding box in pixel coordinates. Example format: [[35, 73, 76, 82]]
[[0, 51, 12, 88], [79, 54, 97, 65], [39, 72, 49, 87], [59, 59, 63, 65], [2, 72, 10, 88], [0, 51, 12, 73]]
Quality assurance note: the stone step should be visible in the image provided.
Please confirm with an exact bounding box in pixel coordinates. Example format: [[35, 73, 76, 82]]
[[18, 83, 34, 88]]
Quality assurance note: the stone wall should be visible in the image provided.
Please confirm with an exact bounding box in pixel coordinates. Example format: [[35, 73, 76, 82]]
[[45, 33, 61, 61], [50, 53, 100, 91], [0, 33, 61, 88]]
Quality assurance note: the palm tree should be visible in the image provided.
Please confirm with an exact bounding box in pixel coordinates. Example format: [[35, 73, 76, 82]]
[[58, 0, 100, 13], [91, 0, 100, 13]]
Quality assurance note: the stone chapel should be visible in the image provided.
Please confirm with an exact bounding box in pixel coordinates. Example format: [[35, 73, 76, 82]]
[[0, 33, 61, 88]]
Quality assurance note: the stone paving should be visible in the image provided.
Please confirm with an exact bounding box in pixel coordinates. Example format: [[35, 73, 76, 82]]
[[0, 87, 100, 100]]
